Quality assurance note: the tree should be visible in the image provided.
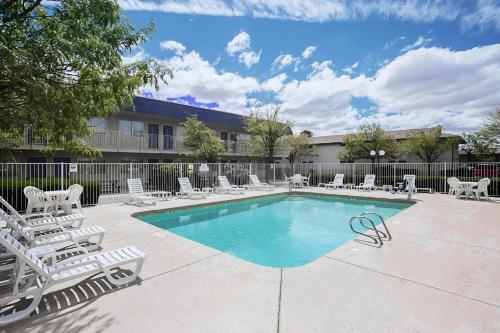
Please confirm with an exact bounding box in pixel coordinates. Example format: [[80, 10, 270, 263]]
[[285, 134, 315, 165], [181, 116, 225, 163], [0, 0, 173, 160], [338, 123, 399, 163], [460, 132, 494, 161], [402, 126, 458, 163], [481, 107, 500, 148], [244, 105, 293, 163]]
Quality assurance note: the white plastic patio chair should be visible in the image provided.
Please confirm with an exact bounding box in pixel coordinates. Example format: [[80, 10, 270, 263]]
[[325, 174, 344, 189], [0, 196, 84, 229], [59, 184, 83, 215], [403, 174, 417, 194], [0, 227, 145, 325], [356, 175, 376, 191], [0, 208, 105, 251], [127, 178, 158, 206], [217, 176, 245, 194], [447, 177, 460, 196], [249, 175, 274, 191], [177, 178, 207, 199], [23, 186, 56, 214], [470, 178, 490, 200], [302, 175, 310, 187]]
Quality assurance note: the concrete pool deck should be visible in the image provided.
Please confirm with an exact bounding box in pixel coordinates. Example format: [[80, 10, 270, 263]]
[[2, 188, 499, 332]]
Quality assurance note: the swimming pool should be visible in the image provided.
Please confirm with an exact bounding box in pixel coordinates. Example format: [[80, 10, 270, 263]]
[[137, 193, 411, 268]]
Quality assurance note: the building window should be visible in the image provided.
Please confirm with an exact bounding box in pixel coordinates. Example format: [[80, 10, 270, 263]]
[[220, 132, 228, 141], [230, 133, 237, 141], [87, 118, 106, 133], [119, 120, 144, 136]]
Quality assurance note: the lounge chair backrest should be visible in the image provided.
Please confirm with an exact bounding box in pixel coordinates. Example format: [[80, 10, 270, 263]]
[[0, 196, 27, 224], [127, 178, 145, 195], [476, 178, 490, 190], [218, 176, 231, 188], [292, 174, 303, 184], [0, 208, 33, 241], [364, 175, 375, 186], [0, 225, 49, 277], [403, 175, 416, 188], [249, 175, 261, 186], [447, 177, 460, 190], [67, 184, 83, 204], [178, 178, 194, 192], [333, 174, 344, 185]]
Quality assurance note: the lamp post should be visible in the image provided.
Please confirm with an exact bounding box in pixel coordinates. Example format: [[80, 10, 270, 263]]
[[370, 150, 385, 163]]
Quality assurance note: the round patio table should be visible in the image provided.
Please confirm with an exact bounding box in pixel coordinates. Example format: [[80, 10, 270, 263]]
[[456, 182, 477, 199], [45, 190, 70, 215]]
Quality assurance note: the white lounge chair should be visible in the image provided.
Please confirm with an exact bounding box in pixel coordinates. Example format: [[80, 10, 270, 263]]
[[23, 186, 56, 214], [59, 184, 83, 215], [325, 174, 344, 189], [248, 175, 274, 191], [0, 227, 145, 325], [217, 176, 245, 194], [177, 178, 207, 199], [356, 175, 376, 191], [470, 178, 490, 200], [0, 208, 105, 251], [0, 196, 84, 230], [127, 178, 166, 206]]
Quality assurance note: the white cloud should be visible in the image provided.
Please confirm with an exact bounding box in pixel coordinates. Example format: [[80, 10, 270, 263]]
[[384, 36, 406, 50], [141, 50, 260, 113], [160, 40, 186, 55], [275, 44, 500, 134], [119, 0, 466, 25], [461, 0, 500, 32], [238, 51, 262, 68], [226, 31, 261, 68], [400, 36, 432, 53], [261, 73, 287, 92], [272, 54, 299, 71], [226, 31, 251, 55], [342, 62, 359, 75], [301, 46, 316, 59]]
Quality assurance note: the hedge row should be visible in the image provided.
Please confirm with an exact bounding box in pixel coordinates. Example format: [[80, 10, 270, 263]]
[[0, 178, 100, 212]]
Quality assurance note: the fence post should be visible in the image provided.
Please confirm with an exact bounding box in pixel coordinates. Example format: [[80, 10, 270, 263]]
[[129, 162, 132, 180], [393, 163, 396, 186], [443, 162, 447, 194], [60, 162, 64, 190], [273, 163, 276, 185]]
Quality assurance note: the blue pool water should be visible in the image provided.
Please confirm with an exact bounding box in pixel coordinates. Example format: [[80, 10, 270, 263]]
[[137, 194, 411, 268]]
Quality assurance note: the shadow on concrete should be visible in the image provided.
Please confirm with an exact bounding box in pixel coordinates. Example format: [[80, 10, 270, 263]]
[[0, 268, 142, 332]]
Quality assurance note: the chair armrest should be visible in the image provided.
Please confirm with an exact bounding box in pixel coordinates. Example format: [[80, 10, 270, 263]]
[[25, 212, 54, 220]]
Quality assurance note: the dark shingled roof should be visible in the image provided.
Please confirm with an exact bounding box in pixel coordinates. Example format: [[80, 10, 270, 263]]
[[125, 96, 246, 129]]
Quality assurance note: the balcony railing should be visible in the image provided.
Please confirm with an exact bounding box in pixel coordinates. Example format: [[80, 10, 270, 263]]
[[22, 130, 259, 155]]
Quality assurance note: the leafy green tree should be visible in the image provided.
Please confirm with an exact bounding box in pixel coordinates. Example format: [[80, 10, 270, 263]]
[[285, 134, 315, 165], [402, 126, 459, 163], [0, 0, 172, 160], [480, 107, 500, 148], [460, 132, 494, 161], [338, 123, 399, 163], [181, 116, 225, 163], [244, 106, 293, 163]]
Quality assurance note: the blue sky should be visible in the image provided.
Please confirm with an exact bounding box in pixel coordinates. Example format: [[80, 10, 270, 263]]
[[119, 0, 500, 135]]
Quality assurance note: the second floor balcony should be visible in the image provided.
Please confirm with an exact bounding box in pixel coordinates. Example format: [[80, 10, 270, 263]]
[[23, 130, 254, 156]]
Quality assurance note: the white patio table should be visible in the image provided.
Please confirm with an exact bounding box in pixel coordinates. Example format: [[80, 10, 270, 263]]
[[45, 190, 70, 215], [456, 181, 478, 199]]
